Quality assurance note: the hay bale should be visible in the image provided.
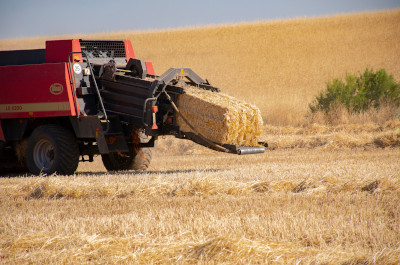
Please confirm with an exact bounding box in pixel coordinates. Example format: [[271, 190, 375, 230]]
[[374, 129, 400, 147], [176, 87, 263, 146]]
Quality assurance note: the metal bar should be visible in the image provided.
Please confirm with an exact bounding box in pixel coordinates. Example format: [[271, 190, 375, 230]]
[[86, 54, 110, 133], [68, 51, 110, 133], [103, 102, 143, 118], [158, 68, 206, 85], [235, 146, 265, 155], [101, 79, 151, 97]]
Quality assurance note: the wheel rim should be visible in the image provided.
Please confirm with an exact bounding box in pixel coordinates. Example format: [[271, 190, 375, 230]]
[[33, 139, 55, 171]]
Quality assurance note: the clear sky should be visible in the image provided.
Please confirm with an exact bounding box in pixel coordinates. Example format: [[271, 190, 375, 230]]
[[0, 0, 399, 39]]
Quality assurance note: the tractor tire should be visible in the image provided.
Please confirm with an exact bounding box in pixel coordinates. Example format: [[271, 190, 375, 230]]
[[101, 148, 152, 171], [26, 125, 79, 176]]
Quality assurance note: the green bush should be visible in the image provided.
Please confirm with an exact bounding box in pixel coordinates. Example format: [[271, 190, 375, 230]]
[[309, 68, 400, 114]]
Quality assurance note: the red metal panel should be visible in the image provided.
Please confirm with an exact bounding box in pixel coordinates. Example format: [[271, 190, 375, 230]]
[[124, 40, 135, 60], [146, 62, 155, 75], [0, 63, 77, 119], [46, 39, 82, 63]]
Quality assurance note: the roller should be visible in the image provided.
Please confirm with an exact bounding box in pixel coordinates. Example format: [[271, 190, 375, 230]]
[[235, 146, 265, 155]]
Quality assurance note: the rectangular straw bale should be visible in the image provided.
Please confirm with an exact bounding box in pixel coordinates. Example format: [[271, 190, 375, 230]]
[[176, 87, 263, 146]]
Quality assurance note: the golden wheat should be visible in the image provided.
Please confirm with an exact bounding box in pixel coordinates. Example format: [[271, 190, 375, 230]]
[[1, 9, 400, 265], [1, 148, 399, 264], [1, 9, 399, 125], [261, 119, 400, 149]]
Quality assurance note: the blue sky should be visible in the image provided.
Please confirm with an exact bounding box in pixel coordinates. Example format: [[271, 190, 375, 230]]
[[0, 0, 399, 39]]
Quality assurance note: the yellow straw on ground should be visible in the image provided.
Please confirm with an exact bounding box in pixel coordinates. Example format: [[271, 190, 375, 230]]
[[176, 87, 263, 146]]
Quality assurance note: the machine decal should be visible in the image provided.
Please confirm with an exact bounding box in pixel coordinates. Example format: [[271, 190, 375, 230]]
[[49, 83, 64, 95], [0, 102, 70, 113], [73, 63, 82, 74]]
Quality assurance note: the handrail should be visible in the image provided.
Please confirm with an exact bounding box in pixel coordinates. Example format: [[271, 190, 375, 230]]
[[67, 52, 81, 119], [68, 51, 110, 133]]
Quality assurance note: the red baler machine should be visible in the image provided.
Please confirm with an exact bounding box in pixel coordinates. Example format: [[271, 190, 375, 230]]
[[0, 39, 264, 175]]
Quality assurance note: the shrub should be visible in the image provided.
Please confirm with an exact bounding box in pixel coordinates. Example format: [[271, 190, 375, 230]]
[[309, 68, 400, 114]]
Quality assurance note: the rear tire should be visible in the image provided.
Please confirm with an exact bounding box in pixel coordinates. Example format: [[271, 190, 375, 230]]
[[101, 148, 152, 171], [26, 125, 79, 175]]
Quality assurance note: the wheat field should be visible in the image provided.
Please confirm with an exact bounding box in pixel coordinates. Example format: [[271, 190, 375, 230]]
[[1, 9, 400, 265], [1, 146, 399, 264], [1, 9, 399, 125]]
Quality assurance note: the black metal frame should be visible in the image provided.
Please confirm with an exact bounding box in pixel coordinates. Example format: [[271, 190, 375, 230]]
[[0, 49, 46, 66], [69, 51, 265, 156], [67, 51, 110, 133]]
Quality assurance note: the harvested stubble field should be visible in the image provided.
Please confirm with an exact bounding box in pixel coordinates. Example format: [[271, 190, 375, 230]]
[[1, 9, 400, 265], [1, 141, 400, 264]]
